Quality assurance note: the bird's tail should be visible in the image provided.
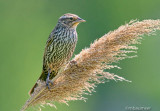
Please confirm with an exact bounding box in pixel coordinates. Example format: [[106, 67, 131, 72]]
[[28, 70, 58, 96], [28, 71, 46, 96], [28, 82, 38, 95]]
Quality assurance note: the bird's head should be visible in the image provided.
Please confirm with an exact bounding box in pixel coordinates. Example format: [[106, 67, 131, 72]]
[[58, 13, 86, 28]]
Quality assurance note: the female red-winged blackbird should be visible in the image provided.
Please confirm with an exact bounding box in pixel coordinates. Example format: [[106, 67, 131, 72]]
[[29, 13, 85, 95]]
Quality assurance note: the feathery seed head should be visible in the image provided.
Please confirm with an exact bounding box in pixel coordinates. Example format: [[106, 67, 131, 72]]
[[58, 13, 86, 28], [21, 19, 160, 111]]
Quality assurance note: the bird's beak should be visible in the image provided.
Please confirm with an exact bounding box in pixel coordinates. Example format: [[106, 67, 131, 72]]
[[72, 17, 86, 28], [76, 17, 86, 23]]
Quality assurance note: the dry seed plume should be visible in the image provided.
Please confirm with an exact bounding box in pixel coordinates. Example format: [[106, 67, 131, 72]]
[[21, 19, 160, 111]]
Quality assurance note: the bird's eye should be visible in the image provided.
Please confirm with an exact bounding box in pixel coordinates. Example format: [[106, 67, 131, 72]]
[[70, 17, 73, 20]]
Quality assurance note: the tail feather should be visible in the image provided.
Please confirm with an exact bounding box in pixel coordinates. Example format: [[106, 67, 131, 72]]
[[28, 82, 38, 95], [28, 71, 46, 96], [28, 70, 58, 96]]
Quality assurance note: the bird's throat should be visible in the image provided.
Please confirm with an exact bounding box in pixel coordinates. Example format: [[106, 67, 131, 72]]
[[72, 22, 80, 28]]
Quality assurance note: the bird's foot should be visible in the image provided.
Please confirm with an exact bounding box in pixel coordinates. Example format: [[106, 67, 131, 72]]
[[46, 79, 53, 90], [70, 60, 77, 65], [69, 60, 77, 67], [46, 69, 53, 90]]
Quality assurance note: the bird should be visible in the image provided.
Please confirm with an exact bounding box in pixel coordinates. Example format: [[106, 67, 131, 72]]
[[29, 13, 85, 95]]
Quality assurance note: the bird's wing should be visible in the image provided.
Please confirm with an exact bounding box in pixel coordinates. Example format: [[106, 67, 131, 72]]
[[43, 35, 54, 69], [40, 34, 54, 78]]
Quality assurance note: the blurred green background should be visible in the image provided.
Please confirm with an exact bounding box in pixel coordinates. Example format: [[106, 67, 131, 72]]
[[0, 0, 160, 111]]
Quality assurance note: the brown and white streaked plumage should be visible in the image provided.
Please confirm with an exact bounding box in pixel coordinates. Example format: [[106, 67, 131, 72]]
[[29, 13, 85, 95]]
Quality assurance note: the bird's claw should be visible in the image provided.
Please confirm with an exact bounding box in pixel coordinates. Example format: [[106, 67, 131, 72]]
[[69, 60, 78, 68], [46, 79, 53, 90], [70, 60, 77, 65]]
